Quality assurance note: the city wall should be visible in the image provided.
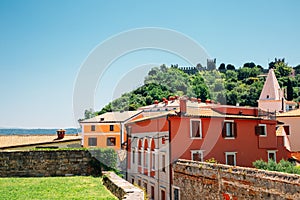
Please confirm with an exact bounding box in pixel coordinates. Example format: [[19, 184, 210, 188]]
[[173, 159, 300, 199]]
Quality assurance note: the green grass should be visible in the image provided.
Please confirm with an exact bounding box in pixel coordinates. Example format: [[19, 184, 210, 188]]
[[0, 176, 117, 200]]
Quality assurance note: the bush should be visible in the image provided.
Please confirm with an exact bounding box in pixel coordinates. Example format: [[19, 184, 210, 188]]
[[89, 148, 118, 171], [253, 159, 300, 175]]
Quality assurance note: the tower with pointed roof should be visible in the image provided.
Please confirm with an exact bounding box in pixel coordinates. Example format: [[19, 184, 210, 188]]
[[258, 69, 286, 112]]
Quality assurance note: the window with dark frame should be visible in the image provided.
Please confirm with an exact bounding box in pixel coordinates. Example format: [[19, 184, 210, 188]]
[[143, 182, 147, 193], [222, 121, 237, 138], [192, 151, 203, 162], [151, 186, 155, 200], [109, 125, 114, 131], [161, 190, 166, 200], [107, 137, 116, 146], [138, 149, 142, 166], [91, 125, 95, 131], [255, 124, 267, 136], [132, 149, 135, 164], [88, 137, 97, 146], [283, 125, 290, 135], [191, 120, 201, 138], [268, 151, 276, 162], [226, 153, 236, 166], [152, 152, 155, 170], [162, 154, 166, 172], [174, 188, 180, 200]]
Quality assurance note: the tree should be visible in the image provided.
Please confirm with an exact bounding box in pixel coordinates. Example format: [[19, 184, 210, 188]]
[[226, 64, 235, 70], [287, 78, 293, 101], [84, 109, 95, 119], [294, 64, 300, 75], [243, 62, 256, 68], [218, 63, 226, 72]]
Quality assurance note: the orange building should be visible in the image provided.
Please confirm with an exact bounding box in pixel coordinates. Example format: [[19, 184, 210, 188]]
[[80, 110, 142, 150], [126, 98, 290, 200]]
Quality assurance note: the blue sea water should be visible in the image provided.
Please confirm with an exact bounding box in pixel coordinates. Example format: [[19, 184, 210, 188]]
[[0, 128, 81, 135]]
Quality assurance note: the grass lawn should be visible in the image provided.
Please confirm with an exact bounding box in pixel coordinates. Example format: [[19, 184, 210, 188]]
[[0, 176, 117, 200]]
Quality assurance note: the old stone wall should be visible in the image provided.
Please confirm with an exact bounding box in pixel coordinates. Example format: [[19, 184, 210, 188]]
[[173, 159, 300, 200], [103, 171, 144, 200], [0, 150, 101, 177]]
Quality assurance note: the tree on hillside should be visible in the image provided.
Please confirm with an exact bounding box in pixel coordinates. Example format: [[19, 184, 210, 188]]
[[294, 64, 300, 75], [226, 64, 235, 70], [243, 62, 256, 68], [189, 74, 210, 101], [287, 78, 294, 101], [218, 63, 226, 72], [144, 65, 190, 95], [237, 66, 261, 81]]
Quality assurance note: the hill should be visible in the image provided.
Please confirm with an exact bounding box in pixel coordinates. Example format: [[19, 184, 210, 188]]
[[95, 60, 300, 116]]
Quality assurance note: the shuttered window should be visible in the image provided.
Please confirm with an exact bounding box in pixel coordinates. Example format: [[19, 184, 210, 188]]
[[222, 121, 237, 138], [255, 124, 267, 136]]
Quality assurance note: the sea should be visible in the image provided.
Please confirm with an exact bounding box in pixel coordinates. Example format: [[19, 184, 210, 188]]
[[0, 128, 81, 135]]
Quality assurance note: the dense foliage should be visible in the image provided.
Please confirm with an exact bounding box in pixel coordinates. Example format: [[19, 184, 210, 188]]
[[95, 59, 300, 115], [89, 148, 118, 171], [253, 159, 300, 175]]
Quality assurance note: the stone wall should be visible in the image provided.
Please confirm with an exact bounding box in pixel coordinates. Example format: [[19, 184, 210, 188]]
[[103, 171, 144, 200], [0, 150, 101, 177], [173, 159, 300, 200]]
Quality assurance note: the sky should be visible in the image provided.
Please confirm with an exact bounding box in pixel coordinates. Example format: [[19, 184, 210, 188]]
[[0, 0, 299, 128]]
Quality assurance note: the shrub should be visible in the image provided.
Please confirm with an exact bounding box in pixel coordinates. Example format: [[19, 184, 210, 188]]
[[253, 159, 300, 175]]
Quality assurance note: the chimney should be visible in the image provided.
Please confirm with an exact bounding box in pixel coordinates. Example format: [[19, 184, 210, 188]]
[[154, 100, 159, 105], [169, 96, 175, 101], [205, 99, 211, 104], [180, 97, 187, 115], [197, 98, 201, 103], [164, 100, 168, 105], [57, 129, 65, 139]]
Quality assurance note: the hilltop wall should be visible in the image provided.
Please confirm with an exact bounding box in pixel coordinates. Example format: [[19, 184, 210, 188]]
[[173, 159, 300, 199]]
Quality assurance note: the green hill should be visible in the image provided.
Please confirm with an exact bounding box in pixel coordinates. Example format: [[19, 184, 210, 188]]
[[94, 59, 300, 116]]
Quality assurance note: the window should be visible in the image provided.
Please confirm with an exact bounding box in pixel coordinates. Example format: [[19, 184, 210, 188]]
[[143, 182, 147, 193], [138, 149, 142, 166], [162, 154, 166, 172], [191, 150, 204, 162], [150, 186, 155, 200], [91, 125, 95, 131], [151, 152, 155, 170], [88, 137, 97, 146], [138, 179, 141, 186], [107, 137, 116, 146], [283, 125, 290, 135], [131, 179, 134, 184], [132, 149, 135, 164], [222, 121, 236, 138], [268, 150, 277, 162], [109, 125, 114, 131], [145, 150, 149, 168], [255, 124, 267, 136], [190, 119, 202, 138], [173, 187, 180, 200], [161, 190, 166, 200], [225, 152, 236, 166]]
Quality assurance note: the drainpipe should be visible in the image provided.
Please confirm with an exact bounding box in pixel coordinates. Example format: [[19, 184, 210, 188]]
[[167, 115, 172, 200], [157, 118, 160, 200]]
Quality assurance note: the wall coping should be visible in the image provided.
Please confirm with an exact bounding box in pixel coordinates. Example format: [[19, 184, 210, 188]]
[[103, 171, 144, 200], [174, 159, 300, 184]]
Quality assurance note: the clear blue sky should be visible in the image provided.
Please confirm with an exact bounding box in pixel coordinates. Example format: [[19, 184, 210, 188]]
[[0, 0, 299, 128]]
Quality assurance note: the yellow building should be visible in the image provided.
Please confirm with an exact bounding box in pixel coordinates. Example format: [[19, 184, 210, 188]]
[[80, 111, 143, 150]]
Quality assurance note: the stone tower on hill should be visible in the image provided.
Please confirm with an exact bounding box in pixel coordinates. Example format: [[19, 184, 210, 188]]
[[258, 69, 286, 112]]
